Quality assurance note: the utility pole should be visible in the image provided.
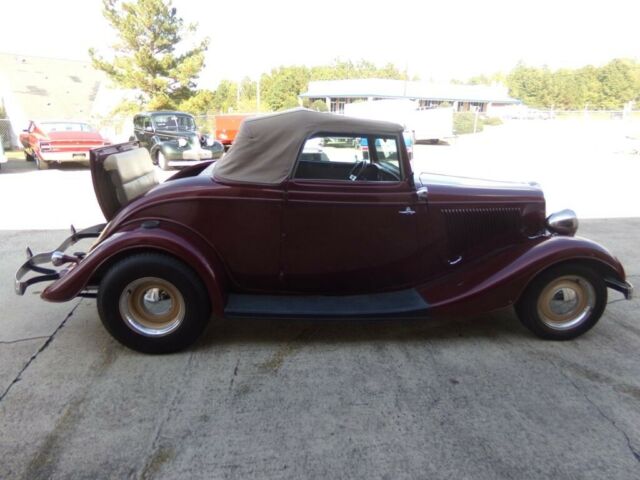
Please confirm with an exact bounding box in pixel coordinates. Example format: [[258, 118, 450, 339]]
[[257, 76, 261, 112]]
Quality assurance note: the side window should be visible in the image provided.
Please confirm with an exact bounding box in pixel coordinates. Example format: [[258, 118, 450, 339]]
[[293, 134, 402, 182], [134, 117, 143, 130], [142, 117, 151, 130], [371, 137, 400, 171]]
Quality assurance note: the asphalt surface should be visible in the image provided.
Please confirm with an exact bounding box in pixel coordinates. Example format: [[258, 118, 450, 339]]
[[1, 220, 639, 479]]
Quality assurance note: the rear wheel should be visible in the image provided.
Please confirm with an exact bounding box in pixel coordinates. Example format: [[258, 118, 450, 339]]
[[516, 263, 607, 340], [98, 253, 211, 353], [36, 156, 49, 170]]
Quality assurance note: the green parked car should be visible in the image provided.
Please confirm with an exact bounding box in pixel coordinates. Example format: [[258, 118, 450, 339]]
[[132, 111, 224, 170]]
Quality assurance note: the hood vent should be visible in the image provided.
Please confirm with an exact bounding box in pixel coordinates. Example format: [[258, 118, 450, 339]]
[[442, 207, 522, 257]]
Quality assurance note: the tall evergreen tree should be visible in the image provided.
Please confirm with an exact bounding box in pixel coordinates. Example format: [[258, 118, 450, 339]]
[[89, 0, 209, 111]]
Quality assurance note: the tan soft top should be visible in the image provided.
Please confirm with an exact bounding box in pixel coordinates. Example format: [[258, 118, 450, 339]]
[[213, 108, 403, 185]]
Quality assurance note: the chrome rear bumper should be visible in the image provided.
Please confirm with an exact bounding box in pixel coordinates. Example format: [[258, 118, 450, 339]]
[[15, 224, 105, 296]]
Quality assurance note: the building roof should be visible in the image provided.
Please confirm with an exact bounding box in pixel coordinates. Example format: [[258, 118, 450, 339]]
[[0, 52, 105, 122], [300, 79, 518, 104], [213, 108, 402, 185]]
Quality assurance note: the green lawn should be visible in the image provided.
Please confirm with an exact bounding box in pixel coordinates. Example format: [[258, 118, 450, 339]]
[[4, 150, 25, 160]]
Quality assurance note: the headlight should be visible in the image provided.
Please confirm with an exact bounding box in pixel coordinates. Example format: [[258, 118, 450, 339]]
[[205, 136, 214, 147], [546, 209, 578, 236], [177, 138, 188, 148]]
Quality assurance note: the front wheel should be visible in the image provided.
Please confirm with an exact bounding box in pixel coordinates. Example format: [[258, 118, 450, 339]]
[[98, 253, 211, 353], [516, 263, 607, 340], [157, 151, 169, 170]]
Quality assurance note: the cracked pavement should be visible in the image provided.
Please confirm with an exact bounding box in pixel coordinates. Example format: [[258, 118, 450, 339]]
[[1, 220, 639, 479]]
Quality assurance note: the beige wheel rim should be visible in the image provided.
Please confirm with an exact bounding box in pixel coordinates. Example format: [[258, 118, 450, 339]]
[[536, 275, 595, 331], [118, 277, 185, 337]]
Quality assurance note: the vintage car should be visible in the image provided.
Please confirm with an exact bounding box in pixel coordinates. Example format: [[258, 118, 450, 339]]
[[19, 120, 110, 169], [132, 111, 224, 170], [15, 109, 632, 354]]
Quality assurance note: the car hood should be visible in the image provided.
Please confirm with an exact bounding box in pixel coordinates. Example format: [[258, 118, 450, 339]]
[[416, 172, 544, 203], [155, 130, 198, 139]]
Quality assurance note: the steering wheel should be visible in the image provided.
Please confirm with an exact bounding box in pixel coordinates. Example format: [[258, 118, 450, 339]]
[[347, 161, 367, 181]]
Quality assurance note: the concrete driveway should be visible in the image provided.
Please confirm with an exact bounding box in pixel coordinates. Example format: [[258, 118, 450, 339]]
[[1, 219, 639, 479]]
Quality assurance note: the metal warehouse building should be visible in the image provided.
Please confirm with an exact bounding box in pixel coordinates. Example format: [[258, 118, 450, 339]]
[[299, 79, 519, 114]]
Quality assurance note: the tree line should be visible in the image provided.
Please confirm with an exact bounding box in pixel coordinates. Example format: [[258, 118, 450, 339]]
[[90, 0, 640, 116], [184, 61, 409, 115], [463, 59, 640, 110]]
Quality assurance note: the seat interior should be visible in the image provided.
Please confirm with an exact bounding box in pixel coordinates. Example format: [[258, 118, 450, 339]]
[[104, 148, 158, 207]]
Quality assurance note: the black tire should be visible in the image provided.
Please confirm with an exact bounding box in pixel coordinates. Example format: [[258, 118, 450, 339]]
[[36, 156, 49, 170], [98, 253, 211, 353], [25, 151, 35, 162], [516, 263, 607, 340]]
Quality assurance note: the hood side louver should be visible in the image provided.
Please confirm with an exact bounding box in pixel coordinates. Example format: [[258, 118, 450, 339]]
[[442, 207, 522, 258]]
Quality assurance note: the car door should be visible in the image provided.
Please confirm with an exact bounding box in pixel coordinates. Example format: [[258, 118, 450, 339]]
[[282, 133, 424, 294], [136, 116, 154, 150]]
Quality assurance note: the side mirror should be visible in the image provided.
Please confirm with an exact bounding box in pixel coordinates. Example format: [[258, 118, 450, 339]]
[[417, 187, 428, 201]]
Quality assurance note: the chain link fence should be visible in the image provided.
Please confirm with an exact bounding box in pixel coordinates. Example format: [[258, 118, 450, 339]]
[[4, 110, 639, 147], [0, 119, 17, 149]]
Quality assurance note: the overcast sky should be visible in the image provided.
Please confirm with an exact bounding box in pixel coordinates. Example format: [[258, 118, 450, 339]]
[[1, 0, 638, 86]]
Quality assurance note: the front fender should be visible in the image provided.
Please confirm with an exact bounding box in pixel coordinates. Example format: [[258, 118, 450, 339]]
[[420, 235, 627, 316], [42, 224, 228, 316]]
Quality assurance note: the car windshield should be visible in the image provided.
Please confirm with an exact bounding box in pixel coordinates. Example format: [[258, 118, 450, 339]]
[[40, 122, 94, 133], [152, 114, 196, 131]]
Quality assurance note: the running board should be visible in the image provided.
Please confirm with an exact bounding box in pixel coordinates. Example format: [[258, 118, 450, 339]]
[[224, 288, 429, 318]]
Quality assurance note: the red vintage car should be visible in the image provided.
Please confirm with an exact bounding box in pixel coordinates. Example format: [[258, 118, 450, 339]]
[[19, 120, 109, 169], [15, 109, 632, 353]]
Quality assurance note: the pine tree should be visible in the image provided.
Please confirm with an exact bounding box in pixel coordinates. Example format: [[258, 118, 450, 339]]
[[89, 0, 209, 111]]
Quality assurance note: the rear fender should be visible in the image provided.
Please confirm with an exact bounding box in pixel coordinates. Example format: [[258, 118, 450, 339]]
[[42, 223, 228, 316], [419, 235, 627, 316]]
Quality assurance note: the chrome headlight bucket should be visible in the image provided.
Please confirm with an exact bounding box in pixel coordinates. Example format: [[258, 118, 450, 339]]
[[546, 209, 578, 236]]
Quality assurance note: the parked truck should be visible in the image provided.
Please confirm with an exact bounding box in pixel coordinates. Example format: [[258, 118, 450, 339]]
[[214, 114, 252, 149]]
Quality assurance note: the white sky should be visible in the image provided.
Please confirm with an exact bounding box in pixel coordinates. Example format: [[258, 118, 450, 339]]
[[1, 0, 639, 87]]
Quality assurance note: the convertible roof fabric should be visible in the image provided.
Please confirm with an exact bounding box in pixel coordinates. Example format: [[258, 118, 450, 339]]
[[213, 108, 403, 185]]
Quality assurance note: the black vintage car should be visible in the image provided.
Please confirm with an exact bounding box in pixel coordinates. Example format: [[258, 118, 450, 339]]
[[132, 111, 224, 170]]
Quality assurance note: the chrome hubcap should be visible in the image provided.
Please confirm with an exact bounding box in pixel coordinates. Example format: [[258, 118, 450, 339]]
[[537, 275, 595, 330], [119, 277, 185, 337]]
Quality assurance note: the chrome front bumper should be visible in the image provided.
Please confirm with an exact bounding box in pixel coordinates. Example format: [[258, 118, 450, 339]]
[[181, 148, 213, 161], [15, 224, 105, 296]]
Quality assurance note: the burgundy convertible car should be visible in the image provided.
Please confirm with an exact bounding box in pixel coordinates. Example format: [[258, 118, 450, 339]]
[[16, 109, 632, 353]]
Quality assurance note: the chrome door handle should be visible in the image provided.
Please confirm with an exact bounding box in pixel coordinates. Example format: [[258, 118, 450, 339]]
[[399, 207, 416, 215]]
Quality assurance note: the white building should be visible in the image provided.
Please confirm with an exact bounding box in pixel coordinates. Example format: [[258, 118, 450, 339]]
[[0, 52, 132, 147], [299, 78, 519, 114]]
